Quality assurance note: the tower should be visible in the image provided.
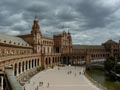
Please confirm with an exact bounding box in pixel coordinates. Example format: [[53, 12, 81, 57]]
[[68, 31, 72, 53], [31, 16, 42, 35], [31, 16, 42, 53]]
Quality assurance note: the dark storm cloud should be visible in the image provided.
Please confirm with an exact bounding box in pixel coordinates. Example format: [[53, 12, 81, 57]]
[[75, 0, 118, 29], [0, 0, 120, 44]]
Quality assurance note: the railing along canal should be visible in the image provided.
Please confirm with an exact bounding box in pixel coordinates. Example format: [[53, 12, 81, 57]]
[[85, 72, 108, 90]]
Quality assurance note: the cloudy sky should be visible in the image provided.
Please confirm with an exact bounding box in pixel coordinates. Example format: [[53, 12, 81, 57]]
[[0, 0, 120, 45]]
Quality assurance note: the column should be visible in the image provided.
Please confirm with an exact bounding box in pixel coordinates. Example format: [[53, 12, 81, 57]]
[[21, 63, 22, 74], [1, 76, 3, 90], [34, 60, 35, 68], [27, 62, 29, 70], [17, 64, 19, 76], [24, 63, 26, 72]]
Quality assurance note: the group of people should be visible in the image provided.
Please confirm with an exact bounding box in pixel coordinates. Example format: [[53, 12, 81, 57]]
[[67, 71, 72, 74], [79, 70, 85, 75], [67, 67, 85, 77], [39, 81, 44, 86], [34, 81, 50, 90]]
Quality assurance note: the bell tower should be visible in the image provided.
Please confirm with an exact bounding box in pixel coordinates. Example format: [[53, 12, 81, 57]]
[[31, 16, 42, 35], [31, 16, 42, 53]]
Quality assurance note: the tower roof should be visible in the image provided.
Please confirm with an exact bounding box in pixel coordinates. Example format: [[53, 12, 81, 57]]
[[31, 16, 42, 35], [34, 15, 38, 21]]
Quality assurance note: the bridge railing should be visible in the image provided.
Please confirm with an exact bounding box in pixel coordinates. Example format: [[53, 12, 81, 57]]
[[85, 72, 108, 90], [91, 59, 105, 63]]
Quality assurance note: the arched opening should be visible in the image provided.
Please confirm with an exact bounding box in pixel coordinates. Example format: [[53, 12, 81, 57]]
[[18, 62, 21, 74], [58, 57, 60, 64], [26, 61, 28, 70], [49, 58, 51, 65], [35, 59, 36, 67], [29, 60, 31, 69], [46, 58, 48, 65], [32, 60, 34, 68], [14, 63, 17, 76], [63, 56, 66, 64], [38, 59, 39, 66], [68, 56, 70, 65], [53, 57, 54, 64], [22, 62, 24, 72], [55, 57, 57, 63]]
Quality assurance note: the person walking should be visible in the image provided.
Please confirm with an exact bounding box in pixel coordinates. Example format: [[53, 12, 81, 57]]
[[47, 82, 49, 88]]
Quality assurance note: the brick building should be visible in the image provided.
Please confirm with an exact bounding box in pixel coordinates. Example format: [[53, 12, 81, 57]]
[[0, 17, 120, 89]]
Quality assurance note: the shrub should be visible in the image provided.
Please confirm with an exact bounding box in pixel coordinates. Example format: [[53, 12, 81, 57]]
[[36, 66, 45, 72]]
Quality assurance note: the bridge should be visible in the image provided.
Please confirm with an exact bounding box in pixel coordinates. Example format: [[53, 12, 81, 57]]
[[88, 59, 106, 68]]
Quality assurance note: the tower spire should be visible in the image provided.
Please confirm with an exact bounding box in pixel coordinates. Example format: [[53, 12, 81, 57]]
[[35, 15, 38, 21], [31, 16, 42, 35]]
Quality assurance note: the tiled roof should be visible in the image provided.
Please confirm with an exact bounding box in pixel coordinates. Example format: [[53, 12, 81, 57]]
[[73, 45, 105, 49], [0, 34, 32, 48], [103, 39, 118, 44]]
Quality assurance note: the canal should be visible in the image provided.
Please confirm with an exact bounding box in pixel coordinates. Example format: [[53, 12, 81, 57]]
[[86, 69, 120, 90]]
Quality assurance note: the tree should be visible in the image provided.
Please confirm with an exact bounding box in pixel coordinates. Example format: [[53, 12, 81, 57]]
[[115, 64, 120, 74], [104, 56, 117, 73]]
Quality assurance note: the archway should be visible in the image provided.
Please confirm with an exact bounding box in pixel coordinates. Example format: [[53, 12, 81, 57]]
[[14, 63, 17, 76], [46, 58, 48, 65], [49, 57, 51, 65], [53, 57, 54, 64], [29, 60, 31, 69], [26, 61, 28, 70], [22, 61, 24, 72], [32, 60, 34, 68], [38, 59, 39, 66], [35, 59, 36, 67], [18, 62, 21, 74]]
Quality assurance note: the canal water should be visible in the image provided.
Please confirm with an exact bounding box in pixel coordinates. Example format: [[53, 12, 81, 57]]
[[86, 70, 120, 90]]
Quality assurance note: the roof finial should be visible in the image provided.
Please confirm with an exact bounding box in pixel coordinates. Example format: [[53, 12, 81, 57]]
[[68, 29, 70, 35], [35, 15, 38, 21]]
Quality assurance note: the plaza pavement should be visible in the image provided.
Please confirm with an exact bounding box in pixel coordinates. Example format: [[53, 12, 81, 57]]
[[25, 66, 100, 90]]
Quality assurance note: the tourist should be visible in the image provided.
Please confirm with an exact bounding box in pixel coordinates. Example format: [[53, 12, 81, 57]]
[[79, 72, 81, 75], [42, 82, 43, 86], [47, 82, 49, 88], [24, 86, 25, 90], [36, 86, 38, 90]]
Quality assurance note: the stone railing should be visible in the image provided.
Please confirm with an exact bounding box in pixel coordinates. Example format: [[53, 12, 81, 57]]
[[85, 72, 108, 90], [44, 53, 61, 56], [0, 53, 41, 63]]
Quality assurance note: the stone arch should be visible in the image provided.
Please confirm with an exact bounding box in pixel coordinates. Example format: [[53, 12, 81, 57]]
[[14, 63, 17, 76], [63, 56, 67, 65], [35, 59, 36, 67], [32, 59, 34, 68], [46, 58, 48, 65], [37, 58, 39, 66], [26, 60, 28, 70], [29, 60, 31, 69], [18, 62, 21, 74], [49, 57, 51, 65], [52, 57, 54, 63], [22, 61, 24, 72], [55, 57, 57, 63]]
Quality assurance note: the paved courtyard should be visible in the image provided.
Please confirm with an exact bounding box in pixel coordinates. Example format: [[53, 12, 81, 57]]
[[25, 66, 100, 90]]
